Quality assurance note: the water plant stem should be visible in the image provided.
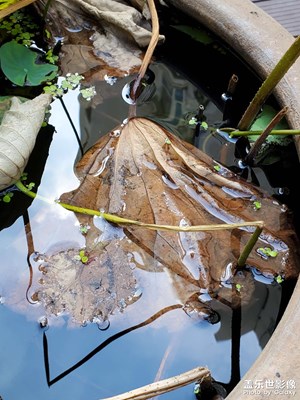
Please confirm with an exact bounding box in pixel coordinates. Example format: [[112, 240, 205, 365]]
[[238, 35, 300, 131], [58, 97, 84, 157], [243, 106, 288, 165], [15, 180, 264, 267], [130, 0, 159, 103], [237, 225, 263, 267], [15, 180, 264, 234], [224, 129, 300, 137], [42, 0, 53, 20]]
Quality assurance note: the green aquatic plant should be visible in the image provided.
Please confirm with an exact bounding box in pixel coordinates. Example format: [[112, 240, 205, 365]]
[[235, 283, 243, 292], [74, 249, 89, 264], [238, 35, 300, 131], [275, 275, 284, 284], [0, 191, 13, 203], [45, 48, 59, 65], [257, 247, 278, 258], [79, 224, 90, 235], [43, 73, 96, 101], [0, 10, 39, 45], [0, 40, 58, 85], [253, 201, 261, 210]]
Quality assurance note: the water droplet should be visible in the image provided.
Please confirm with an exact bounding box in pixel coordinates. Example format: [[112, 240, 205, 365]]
[[110, 129, 121, 137], [237, 159, 247, 169], [104, 74, 117, 86], [38, 316, 48, 328]]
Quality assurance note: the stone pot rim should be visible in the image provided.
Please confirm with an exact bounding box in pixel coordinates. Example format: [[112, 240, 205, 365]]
[[165, 0, 300, 398]]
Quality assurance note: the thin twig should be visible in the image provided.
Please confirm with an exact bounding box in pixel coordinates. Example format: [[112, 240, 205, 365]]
[[99, 367, 211, 400], [130, 0, 160, 103]]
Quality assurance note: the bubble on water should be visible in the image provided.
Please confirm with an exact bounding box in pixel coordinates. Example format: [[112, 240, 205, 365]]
[[122, 83, 135, 104], [95, 318, 110, 331], [237, 159, 247, 169]]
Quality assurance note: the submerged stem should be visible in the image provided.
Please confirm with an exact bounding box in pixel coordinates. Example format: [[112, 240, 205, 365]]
[[42, 0, 53, 20], [59, 97, 84, 157]]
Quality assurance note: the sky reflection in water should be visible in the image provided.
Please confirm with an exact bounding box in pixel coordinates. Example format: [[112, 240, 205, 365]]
[[0, 65, 281, 400]]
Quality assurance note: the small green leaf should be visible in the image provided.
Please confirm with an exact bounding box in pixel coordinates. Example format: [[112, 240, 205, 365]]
[[253, 201, 261, 210], [26, 182, 35, 190], [201, 121, 208, 130], [235, 283, 243, 292], [275, 275, 284, 284], [79, 224, 90, 234], [81, 255, 89, 264], [80, 86, 96, 100], [2, 193, 13, 202], [258, 247, 278, 258], [79, 250, 85, 258], [214, 165, 221, 172], [65, 72, 84, 87], [188, 117, 197, 126]]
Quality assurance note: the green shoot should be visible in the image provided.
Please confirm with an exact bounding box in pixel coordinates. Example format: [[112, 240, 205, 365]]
[[275, 275, 284, 284], [74, 249, 89, 264], [253, 201, 261, 210]]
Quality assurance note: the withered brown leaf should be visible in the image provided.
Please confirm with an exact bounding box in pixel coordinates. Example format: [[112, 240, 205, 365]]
[[36, 239, 140, 325], [53, 117, 300, 320]]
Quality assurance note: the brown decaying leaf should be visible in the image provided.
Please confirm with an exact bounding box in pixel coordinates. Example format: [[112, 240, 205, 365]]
[[36, 117, 299, 324], [54, 117, 300, 317], [35, 0, 163, 77], [36, 239, 141, 325], [0, 93, 52, 190]]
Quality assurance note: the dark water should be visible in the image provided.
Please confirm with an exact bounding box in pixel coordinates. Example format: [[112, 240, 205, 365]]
[[0, 9, 299, 400]]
